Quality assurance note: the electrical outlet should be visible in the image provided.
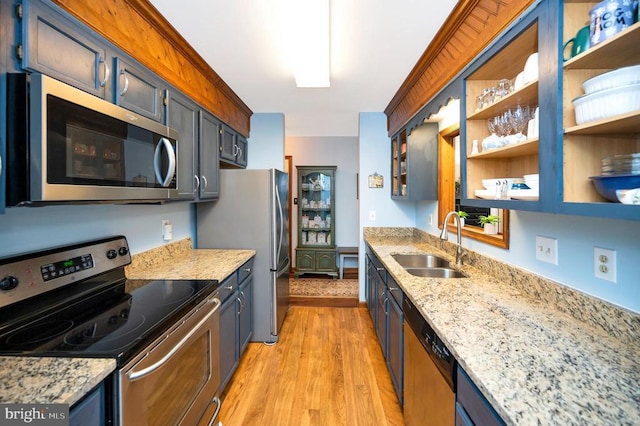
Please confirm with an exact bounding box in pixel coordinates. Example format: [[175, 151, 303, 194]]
[[594, 247, 616, 283], [535, 236, 558, 265], [369, 210, 376, 221], [162, 219, 173, 241]]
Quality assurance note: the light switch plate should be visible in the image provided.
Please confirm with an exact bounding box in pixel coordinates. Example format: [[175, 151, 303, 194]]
[[535, 236, 558, 265]]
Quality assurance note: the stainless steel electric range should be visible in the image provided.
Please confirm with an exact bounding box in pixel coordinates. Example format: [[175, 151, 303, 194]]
[[0, 236, 222, 425]]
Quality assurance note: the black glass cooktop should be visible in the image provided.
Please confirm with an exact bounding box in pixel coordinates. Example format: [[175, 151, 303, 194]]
[[0, 277, 218, 365]]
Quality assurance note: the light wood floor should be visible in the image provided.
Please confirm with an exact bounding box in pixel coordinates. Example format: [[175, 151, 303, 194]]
[[218, 306, 405, 426]]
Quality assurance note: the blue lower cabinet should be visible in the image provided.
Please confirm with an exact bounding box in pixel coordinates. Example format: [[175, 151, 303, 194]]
[[69, 382, 105, 426], [218, 258, 254, 394], [456, 366, 505, 426]]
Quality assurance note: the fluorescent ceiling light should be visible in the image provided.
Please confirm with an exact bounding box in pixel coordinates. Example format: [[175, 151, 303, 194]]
[[273, 0, 330, 88]]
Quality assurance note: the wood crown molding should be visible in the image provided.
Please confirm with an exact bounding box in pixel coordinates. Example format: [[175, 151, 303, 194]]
[[51, 0, 252, 136], [384, 0, 536, 136]]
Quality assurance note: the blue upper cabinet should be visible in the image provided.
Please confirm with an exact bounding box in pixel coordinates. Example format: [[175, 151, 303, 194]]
[[20, 0, 109, 98], [460, 0, 640, 220], [114, 58, 164, 122], [460, 0, 554, 213], [557, 0, 640, 220], [19, 0, 166, 123]]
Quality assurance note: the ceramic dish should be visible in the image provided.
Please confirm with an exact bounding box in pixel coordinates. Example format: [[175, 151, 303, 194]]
[[616, 188, 640, 205], [589, 174, 640, 202], [572, 83, 640, 124], [508, 189, 539, 201], [474, 189, 497, 199], [582, 65, 640, 94]]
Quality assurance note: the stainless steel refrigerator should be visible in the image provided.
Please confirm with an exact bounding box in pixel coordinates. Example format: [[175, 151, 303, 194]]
[[196, 168, 290, 343]]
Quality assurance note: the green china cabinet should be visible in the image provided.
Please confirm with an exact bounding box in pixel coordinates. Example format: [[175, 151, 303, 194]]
[[295, 166, 338, 278]]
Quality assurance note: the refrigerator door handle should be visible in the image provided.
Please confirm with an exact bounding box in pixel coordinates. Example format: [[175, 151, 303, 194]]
[[274, 179, 284, 265]]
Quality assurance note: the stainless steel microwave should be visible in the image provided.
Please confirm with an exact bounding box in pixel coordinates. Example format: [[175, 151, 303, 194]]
[[6, 73, 179, 206]]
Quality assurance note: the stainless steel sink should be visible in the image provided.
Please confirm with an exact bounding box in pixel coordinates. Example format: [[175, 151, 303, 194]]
[[404, 267, 467, 279], [392, 253, 450, 268]]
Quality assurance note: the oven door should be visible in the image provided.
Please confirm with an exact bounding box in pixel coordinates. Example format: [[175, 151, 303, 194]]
[[119, 295, 221, 426]]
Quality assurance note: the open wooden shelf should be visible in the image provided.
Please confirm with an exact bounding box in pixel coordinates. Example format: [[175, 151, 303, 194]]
[[468, 81, 539, 120], [469, 138, 539, 159], [564, 22, 640, 71]]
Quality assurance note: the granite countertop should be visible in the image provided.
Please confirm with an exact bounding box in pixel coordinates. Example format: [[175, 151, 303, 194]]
[[364, 227, 640, 426], [124, 238, 256, 282], [0, 239, 254, 406], [0, 357, 115, 406]]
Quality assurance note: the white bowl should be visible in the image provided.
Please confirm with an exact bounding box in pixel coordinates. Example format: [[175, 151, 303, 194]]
[[572, 83, 640, 125], [582, 65, 640, 94], [523, 52, 539, 83]]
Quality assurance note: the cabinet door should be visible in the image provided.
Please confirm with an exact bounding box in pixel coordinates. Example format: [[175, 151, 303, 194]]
[[387, 279, 404, 405], [365, 254, 375, 320], [374, 271, 387, 356], [235, 135, 248, 168], [114, 57, 164, 122], [218, 294, 239, 393], [199, 111, 220, 200], [296, 249, 315, 272], [21, 0, 108, 98], [220, 125, 237, 162], [315, 250, 337, 272], [238, 276, 253, 354], [166, 89, 197, 199]]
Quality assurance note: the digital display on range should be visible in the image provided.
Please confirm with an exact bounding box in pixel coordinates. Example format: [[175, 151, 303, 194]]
[[40, 254, 94, 281]]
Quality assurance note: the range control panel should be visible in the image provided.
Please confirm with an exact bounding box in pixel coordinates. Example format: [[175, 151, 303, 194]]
[[0, 236, 131, 309]]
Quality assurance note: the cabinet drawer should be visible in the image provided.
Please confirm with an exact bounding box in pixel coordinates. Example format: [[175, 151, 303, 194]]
[[238, 257, 254, 283], [218, 274, 238, 303]]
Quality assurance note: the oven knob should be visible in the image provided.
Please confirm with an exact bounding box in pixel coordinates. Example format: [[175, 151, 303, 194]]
[[0, 276, 18, 291], [118, 246, 129, 256], [106, 249, 118, 260]]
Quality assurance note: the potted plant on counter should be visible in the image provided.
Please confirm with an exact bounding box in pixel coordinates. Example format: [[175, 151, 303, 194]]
[[456, 210, 469, 227], [478, 215, 500, 234]]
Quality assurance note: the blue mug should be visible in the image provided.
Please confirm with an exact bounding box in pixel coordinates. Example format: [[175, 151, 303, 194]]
[[589, 0, 639, 46]]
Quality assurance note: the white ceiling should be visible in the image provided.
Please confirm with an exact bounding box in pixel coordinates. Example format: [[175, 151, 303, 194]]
[[148, 0, 458, 137]]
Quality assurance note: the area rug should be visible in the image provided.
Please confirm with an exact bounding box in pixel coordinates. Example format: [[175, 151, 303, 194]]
[[289, 278, 358, 297]]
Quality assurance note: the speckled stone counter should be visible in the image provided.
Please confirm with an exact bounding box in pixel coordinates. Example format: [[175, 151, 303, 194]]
[[125, 238, 256, 282], [364, 227, 640, 426], [0, 357, 115, 405]]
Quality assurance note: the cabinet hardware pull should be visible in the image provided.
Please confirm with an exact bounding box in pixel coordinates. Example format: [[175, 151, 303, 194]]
[[119, 69, 129, 96], [15, 3, 23, 19], [204, 396, 222, 426], [376, 267, 384, 272], [99, 57, 110, 87], [243, 268, 251, 273], [194, 175, 200, 190], [224, 285, 234, 290], [15, 44, 23, 61], [127, 297, 221, 381], [201, 175, 208, 189]]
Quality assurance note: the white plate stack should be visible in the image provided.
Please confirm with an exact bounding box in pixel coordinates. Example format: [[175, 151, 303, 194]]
[[523, 174, 539, 191]]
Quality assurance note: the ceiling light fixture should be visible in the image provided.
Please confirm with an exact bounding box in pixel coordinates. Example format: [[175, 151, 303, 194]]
[[273, 0, 330, 88]]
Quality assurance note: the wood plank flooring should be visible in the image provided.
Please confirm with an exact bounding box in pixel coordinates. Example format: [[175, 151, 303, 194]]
[[218, 306, 405, 426]]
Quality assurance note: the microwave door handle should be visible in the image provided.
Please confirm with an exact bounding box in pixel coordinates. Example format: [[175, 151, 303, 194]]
[[127, 297, 221, 382], [154, 137, 177, 187]]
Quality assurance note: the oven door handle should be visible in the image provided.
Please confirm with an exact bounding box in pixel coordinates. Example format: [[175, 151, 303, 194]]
[[127, 297, 221, 382]]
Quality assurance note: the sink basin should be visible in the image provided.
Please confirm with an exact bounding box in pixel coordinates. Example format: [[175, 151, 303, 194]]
[[392, 253, 450, 268], [404, 267, 467, 279]]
